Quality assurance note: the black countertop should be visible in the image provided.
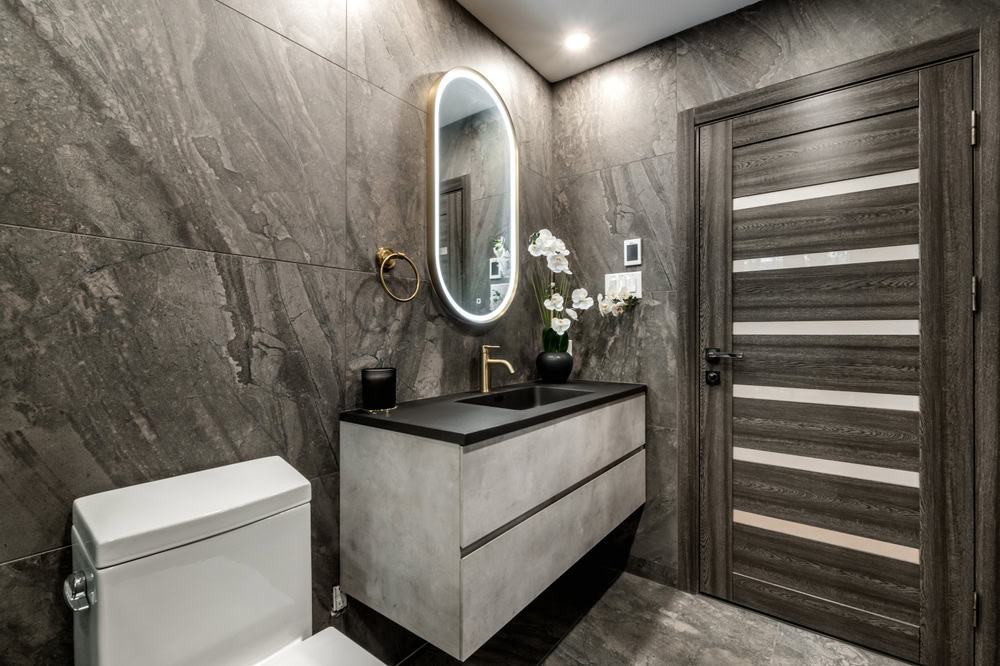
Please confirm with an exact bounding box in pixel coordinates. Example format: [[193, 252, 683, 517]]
[[340, 380, 646, 446]]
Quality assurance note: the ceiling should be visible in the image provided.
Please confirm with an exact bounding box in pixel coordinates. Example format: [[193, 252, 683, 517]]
[[456, 0, 758, 82]]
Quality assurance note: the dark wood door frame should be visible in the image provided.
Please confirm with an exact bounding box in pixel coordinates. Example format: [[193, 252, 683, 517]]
[[676, 26, 999, 664]]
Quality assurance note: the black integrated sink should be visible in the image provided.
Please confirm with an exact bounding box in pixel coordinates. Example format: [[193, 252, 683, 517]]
[[458, 386, 592, 410]]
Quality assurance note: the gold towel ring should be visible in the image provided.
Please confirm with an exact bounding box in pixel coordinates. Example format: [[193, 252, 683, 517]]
[[376, 247, 420, 302]]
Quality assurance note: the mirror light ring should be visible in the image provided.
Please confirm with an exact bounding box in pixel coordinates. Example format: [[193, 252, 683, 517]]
[[427, 66, 519, 327]]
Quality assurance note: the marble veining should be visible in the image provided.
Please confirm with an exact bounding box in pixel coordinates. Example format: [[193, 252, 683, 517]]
[[675, 0, 1000, 110], [1, 0, 554, 662], [346, 74, 428, 275], [345, 0, 551, 177], [553, 152, 678, 293], [552, 40, 676, 180], [0, 226, 343, 561], [545, 572, 905, 666], [218, 0, 347, 67], [2, 0, 348, 267]]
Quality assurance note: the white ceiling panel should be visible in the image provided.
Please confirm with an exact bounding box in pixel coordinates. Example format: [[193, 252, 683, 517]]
[[456, 0, 757, 82]]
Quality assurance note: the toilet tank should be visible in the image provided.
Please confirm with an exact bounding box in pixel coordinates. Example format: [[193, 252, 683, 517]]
[[70, 457, 312, 666]]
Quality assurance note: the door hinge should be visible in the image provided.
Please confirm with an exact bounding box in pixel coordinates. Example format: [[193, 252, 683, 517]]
[[972, 275, 979, 312], [971, 110, 978, 146], [974, 591, 980, 629]]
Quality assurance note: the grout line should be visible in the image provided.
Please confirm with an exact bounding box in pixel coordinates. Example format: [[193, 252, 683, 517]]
[[0, 545, 70, 568], [209, 0, 427, 116], [211, 0, 348, 72], [0, 222, 382, 277], [552, 150, 677, 186], [395, 641, 430, 665]]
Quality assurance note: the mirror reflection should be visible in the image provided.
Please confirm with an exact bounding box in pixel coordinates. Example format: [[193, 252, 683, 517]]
[[429, 68, 518, 326]]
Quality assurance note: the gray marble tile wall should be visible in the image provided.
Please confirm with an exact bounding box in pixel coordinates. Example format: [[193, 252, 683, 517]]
[[0, 0, 550, 662], [550, 0, 1000, 588]]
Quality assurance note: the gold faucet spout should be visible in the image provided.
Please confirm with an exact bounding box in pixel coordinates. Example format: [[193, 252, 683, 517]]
[[492, 359, 515, 374], [480, 345, 516, 393]]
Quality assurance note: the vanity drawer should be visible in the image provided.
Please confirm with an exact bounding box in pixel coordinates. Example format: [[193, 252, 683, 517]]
[[459, 450, 645, 658], [459, 395, 644, 547]]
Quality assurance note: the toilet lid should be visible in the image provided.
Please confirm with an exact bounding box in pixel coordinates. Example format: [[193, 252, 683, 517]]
[[259, 628, 385, 666]]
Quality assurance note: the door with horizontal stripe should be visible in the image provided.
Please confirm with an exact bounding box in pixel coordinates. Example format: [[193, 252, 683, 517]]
[[698, 59, 974, 664]]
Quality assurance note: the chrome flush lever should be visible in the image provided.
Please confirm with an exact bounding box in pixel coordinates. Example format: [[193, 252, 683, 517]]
[[704, 348, 744, 363], [63, 570, 92, 612]]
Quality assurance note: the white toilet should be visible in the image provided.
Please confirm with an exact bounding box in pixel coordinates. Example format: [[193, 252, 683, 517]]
[[65, 456, 383, 666]]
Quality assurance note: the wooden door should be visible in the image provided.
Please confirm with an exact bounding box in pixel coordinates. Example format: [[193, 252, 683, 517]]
[[698, 59, 975, 664]]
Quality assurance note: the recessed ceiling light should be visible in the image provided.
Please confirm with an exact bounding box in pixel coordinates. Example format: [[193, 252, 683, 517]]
[[564, 32, 591, 51]]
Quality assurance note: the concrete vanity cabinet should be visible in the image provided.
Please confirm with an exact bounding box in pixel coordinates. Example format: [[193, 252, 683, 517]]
[[340, 384, 646, 660]]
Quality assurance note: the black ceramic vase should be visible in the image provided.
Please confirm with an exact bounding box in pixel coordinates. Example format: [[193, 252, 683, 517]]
[[536, 352, 573, 383]]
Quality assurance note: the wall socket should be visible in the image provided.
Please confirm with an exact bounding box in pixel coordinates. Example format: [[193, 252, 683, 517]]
[[604, 271, 642, 298]]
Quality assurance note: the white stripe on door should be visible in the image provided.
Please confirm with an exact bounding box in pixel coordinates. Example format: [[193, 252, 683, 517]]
[[732, 169, 920, 211], [733, 510, 920, 564], [732, 320, 919, 336], [733, 244, 919, 273], [733, 447, 919, 487], [733, 385, 919, 411]]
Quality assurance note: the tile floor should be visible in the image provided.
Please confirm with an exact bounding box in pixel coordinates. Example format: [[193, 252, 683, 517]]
[[401, 570, 905, 665], [543, 573, 905, 665]]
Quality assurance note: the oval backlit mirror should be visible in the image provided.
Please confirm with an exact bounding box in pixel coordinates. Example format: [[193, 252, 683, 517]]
[[427, 67, 518, 327]]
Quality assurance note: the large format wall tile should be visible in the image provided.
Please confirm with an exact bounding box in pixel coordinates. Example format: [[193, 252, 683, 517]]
[[310, 472, 340, 632], [344, 271, 478, 406], [570, 290, 677, 432], [346, 74, 428, 276], [676, 0, 1000, 110], [1, 0, 552, 661], [1, 0, 347, 267], [219, 0, 347, 67], [0, 548, 73, 666], [627, 493, 677, 586], [553, 153, 678, 293], [0, 226, 343, 562], [552, 40, 676, 180], [346, 0, 551, 178]]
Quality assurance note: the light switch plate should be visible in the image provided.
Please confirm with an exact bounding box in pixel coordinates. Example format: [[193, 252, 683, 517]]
[[604, 271, 642, 298]]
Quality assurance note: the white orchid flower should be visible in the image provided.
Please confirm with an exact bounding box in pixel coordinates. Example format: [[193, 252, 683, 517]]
[[597, 294, 613, 317], [528, 229, 554, 256], [543, 292, 565, 311], [565, 308, 578, 321], [550, 317, 571, 335], [546, 254, 571, 274], [549, 238, 569, 256], [571, 288, 594, 310]]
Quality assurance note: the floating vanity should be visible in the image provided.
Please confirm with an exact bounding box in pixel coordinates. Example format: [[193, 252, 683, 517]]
[[339, 381, 646, 660]]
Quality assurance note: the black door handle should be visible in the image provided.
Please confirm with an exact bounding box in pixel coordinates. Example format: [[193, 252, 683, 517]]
[[705, 348, 744, 363]]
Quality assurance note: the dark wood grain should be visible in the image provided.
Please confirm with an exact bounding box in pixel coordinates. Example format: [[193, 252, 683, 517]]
[[732, 461, 919, 547], [694, 29, 979, 125], [732, 71, 918, 148], [732, 109, 919, 197], [732, 260, 919, 321], [918, 57, 976, 665], [732, 574, 919, 662], [733, 399, 919, 471], [697, 120, 733, 599], [732, 184, 918, 260], [733, 523, 920, 624], [676, 107, 700, 594], [976, 24, 1000, 666], [732, 335, 919, 395]]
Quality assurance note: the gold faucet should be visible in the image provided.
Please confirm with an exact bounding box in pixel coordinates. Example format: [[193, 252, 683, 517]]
[[480, 345, 515, 393]]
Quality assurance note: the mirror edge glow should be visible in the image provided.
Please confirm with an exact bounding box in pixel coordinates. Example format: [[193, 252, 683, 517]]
[[426, 66, 519, 327]]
